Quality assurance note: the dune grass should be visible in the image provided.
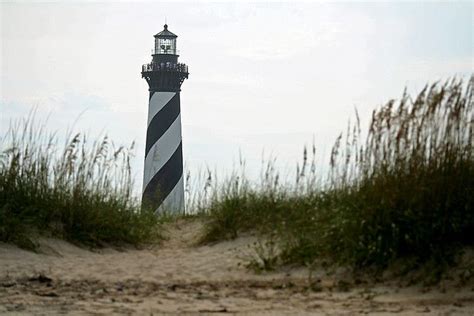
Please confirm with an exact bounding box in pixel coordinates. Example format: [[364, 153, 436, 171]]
[[199, 77, 474, 270], [0, 115, 160, 249]]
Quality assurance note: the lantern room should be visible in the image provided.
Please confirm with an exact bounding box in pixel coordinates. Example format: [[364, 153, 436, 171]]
[[154, 24, 177, 55]]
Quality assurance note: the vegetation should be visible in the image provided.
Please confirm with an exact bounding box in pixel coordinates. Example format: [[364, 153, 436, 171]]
[[199, 77, 474, 270], [1, 76, 472, 275], [0, 114, 160, 248]]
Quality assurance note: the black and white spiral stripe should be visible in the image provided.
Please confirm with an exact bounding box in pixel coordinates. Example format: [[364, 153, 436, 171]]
[[142, 91, 184, 213]]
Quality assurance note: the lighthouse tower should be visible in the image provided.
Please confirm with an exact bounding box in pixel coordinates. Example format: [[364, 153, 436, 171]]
[[141, 24, 189, 213]]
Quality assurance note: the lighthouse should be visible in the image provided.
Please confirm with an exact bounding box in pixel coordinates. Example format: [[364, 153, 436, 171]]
[[141, 24, 189, 213]]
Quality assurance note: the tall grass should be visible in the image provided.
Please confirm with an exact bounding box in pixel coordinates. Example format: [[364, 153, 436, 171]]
[[200, 77, 474, 269], [0, 114, 159, 248]]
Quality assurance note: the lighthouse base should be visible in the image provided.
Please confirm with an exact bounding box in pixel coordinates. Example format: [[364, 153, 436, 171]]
[[155, 175, 185, 214]]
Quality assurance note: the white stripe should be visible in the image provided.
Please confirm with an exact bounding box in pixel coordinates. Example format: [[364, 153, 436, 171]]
[[148, 92, 176, 125], [142, 114, 182, 192], [156, 175, 185, 214]]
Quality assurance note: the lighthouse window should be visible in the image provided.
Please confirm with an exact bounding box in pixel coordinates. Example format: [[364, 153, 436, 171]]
[[155, 38, 176, 54]]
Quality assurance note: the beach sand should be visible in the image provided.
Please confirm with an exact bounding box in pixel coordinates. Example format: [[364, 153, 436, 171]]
[[1, 219, 473, 315]]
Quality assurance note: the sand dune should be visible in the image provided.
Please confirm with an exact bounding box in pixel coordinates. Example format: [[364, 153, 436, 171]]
[[1, 219, 473, 315]]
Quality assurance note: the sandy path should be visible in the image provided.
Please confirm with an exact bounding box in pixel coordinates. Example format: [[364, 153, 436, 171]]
[[0, 219, 473, 315]]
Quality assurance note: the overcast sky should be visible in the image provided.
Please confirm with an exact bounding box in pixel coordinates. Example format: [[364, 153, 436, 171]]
[[1, 1, 472, 191]]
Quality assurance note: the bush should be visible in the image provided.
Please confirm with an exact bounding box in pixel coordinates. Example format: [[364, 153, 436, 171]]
[[200, 77, 474, 268], [0, 114, 160, 247]]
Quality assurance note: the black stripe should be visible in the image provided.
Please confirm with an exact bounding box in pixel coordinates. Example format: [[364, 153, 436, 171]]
[[142, 142, 183, 210], [149, 91, 155, 101], [145, 93, 180, 157]]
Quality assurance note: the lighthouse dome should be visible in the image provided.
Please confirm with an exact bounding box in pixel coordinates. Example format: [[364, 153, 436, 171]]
[[154, 24, 177, 38]]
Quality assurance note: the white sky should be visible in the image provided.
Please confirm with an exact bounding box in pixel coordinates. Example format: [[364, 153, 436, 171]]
[[1, 1, 473, 191]]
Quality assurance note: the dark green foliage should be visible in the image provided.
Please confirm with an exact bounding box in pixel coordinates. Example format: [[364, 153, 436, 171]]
[[0, 115, 160, 247], [201, 77, 474, 269]]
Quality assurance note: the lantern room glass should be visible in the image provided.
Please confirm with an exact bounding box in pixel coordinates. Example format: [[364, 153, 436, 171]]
[[155, 37, 176, 55]]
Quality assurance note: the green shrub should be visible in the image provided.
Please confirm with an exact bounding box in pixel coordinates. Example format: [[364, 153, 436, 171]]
[[201, 77, 474, 269], [0, 114, 160, 247]]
